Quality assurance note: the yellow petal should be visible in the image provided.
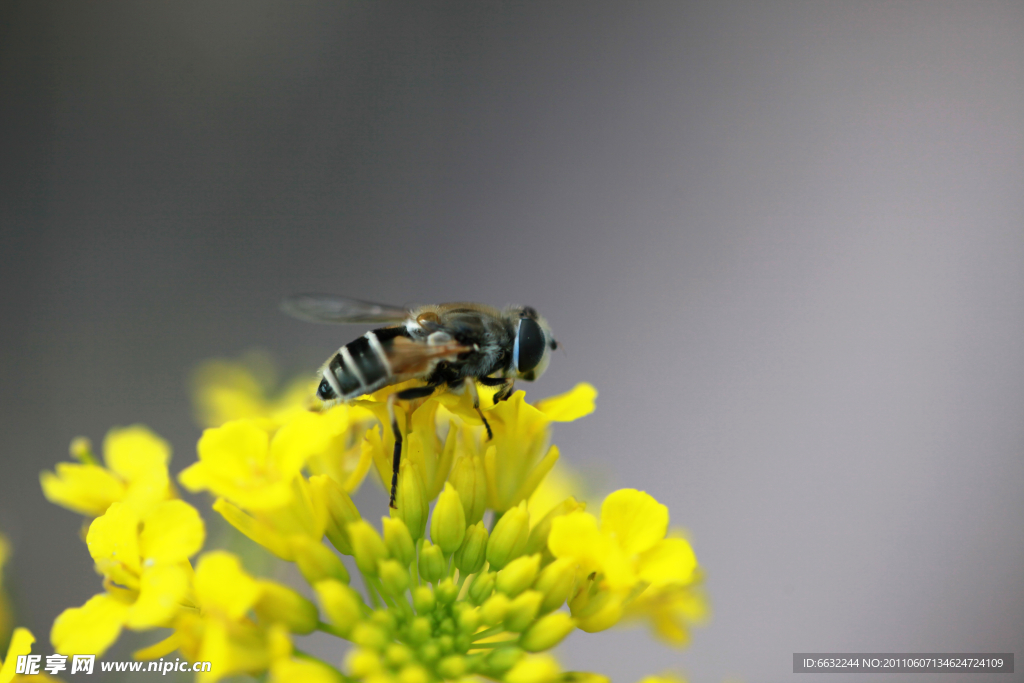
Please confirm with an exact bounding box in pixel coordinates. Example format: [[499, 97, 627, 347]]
[[637, 538, 697, 587], [547, 511, 605, 577], [269, 412, 334, 480], [125, 564, 189, 628], [505, 653, 562, 683], [1, 627, 34, 683], [535, 383, 597, 422], [190, 421, 270, 487], [51, 593, 129, 656], [599, 489, 668, 556], [40, 464, 126, 517], [86, 502, 141, 578], [139, 500, 205, 564], [193, 551, 261, 619], [103, 425, 171, 481]]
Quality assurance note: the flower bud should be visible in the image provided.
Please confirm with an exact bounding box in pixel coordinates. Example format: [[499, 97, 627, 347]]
[[487, 500, 530, 570], [520, 612, 575, 652], [69, 436, 96, 464], [310, 474, 361, 555], [385, 642, 414, 668], [569, 587, 624, 633], [406, 616, 432, 644], [351, 621, 389, 651], [347, 520, 388, 575], [436, 655, 467, 679], [379, 559, 411, 596], [504, 590, 543, 632], [254, 580, 318, 634], [382, 517, 416, 567], [391, 460, 428, 541], [345, 648, 383, 678], [533, 557, 576, 614], [418, 539, 445, 584], [479, 592, 510, 626], [467, 570, 495, 605], [454, 521, 488, 576], [315, 579, 364, 637], [398, 663, 430, 683], [457, 606, 480, 635], [505, 654, 561, 683], [436, 577, 459, 605], [486, 647, 524, 674], [496, 554, 541, 598], [448, 453, 487, 525], [430, 482, 467, 555], [525, 496, 585, 561], [293, 537, 350, 585], [412, 585, 436, 615]]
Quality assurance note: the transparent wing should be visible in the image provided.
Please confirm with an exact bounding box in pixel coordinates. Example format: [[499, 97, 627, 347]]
[[280, 294, 412, 324]]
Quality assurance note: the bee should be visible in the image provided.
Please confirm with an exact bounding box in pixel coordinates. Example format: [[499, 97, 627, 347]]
[[281, 294, 558, 507]]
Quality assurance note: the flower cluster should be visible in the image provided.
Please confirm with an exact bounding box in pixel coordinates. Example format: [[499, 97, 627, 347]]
[[22, 358, 706, 682]]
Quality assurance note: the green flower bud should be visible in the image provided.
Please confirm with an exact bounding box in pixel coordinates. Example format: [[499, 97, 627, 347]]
[[525, 496, 584, 561], [448, 453, 487, 525], [419, 642, 440, 663], [504, 590, 543, 632], [348, 520, 389, 575], [385, 642, 414, 668], [315, 579, 365, 637], [407, 616, 432, 644], [480, 592, 510, 626], [436, 577, 459, 605], [496, 554, 541, 598], [382, 516, 416, 567], [418, 539, 446, 584], [346, 648, 383, 678], [438, 616, 456, 635], [468, 570, 495, 605], [436, 634, 454, 654], [351, 621, 389, 651], [379, 559, 411, 596], [454, 521, 488, 576], [486, 646, 524, 674], [293, 537, 350, 585], [311, 474, 361, 555], [457, 606, 480, 635], [253, 580, 318, 634], [436, 655, 467, 679], [398, 663, 430, 683], [520, 612, 575, 652], [412, 585, 436, 615], [392, 460, 428, 541], [487, 500, 530, 570], [533, 557, 577, 615], [369, 608, 397, 634], [431, 482, 467, 555]]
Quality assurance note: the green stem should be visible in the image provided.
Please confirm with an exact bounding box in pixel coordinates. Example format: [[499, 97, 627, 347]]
[[470, 625, 507, 642], [316, 620, 347, 639]]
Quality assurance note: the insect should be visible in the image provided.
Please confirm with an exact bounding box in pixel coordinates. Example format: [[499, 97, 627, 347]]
[[281, 295, 558, 507]]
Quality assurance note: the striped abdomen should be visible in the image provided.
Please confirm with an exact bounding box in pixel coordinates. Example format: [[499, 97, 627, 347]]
[[318, 327, 406, 401]]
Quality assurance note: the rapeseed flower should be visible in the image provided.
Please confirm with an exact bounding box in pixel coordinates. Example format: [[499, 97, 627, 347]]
[[40, 426, 174, 518], [42, 358, 707, 682]]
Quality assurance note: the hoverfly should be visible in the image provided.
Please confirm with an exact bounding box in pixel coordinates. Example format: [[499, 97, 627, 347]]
[[281, 295, 558, 507]]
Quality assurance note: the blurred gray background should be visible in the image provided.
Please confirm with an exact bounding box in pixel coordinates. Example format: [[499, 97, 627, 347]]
[[2, 2, 1022, 681]]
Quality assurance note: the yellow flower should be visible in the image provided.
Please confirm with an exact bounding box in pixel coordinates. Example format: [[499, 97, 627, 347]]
[[136, 552, 302, 683], [548, 489, 701, 639], [40, 426, 173, 517], [0, 627, 34, 683], [191, 353, 316, 429], [50, 500, 205, 657]]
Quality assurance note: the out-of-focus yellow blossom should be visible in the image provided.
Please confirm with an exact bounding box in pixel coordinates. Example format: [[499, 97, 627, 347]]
[[635, 675, 688, 683], [51, 499, 205, 657], [191, 354, 316, 429], [40, 426, 174, 518], [136, 551, 308, 683], [1, 627, 34, 683], [548, 489, 704, 640]]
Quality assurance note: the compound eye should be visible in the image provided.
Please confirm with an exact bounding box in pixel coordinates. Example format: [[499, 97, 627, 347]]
[[514, 317, 545, 374], [317, 377, 337, 400]]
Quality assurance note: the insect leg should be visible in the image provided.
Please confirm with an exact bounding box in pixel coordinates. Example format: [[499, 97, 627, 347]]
[[492, 379, 515, 403], [387, 393, 402, 509], [463, 380, 493, 440], [396, 385, 437, 400], [477, 376, 506, 387]]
